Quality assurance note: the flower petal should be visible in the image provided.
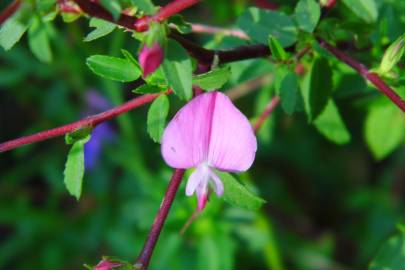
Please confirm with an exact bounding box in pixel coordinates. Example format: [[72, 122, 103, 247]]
[[209, 169, 224, 196], [161, 93, 217, 168], [208, 92, 257, 172], [185, 166, 205, 196], [139, 42, 163, 78]]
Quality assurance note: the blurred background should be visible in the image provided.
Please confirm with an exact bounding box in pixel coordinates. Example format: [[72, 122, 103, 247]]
[[0, 0, 404, 269]]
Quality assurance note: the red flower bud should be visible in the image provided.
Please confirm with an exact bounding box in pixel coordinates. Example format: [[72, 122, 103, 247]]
[[139, 42, 164, 78]]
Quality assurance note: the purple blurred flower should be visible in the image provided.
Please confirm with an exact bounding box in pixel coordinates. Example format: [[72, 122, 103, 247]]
[[161, 91, 257, 210], [139, 42, 163, 78]]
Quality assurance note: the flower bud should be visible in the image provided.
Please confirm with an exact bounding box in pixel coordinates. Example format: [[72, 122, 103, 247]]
[[139, 42, 164, 78], [94, 259, 122, 270], [379, 34, 405, 75]]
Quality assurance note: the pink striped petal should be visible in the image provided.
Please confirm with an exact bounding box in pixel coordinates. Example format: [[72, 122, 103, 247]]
[[161, 91, 257, 171]]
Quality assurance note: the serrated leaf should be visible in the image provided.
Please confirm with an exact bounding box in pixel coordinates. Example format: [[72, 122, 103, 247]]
[[341, 0, 378, 23], [192, 67, 231, 91], [84, 18, 116, 42], [28, 17, 52, 63], [162, 40, 193, 100], [216, 171, 265, 210], [365, 104, 405, 160], [86, 55, 141, 82], [237, 7, 298, 47], [0, 19, 27, 50], [147, 95, 169, 143], [369, 231, 405, 270], [63, 135, 90, 200], [294, 0, 321, 33], [99, 0, 122, 21], [268, 35, 288, 61], [303, 57, 333, 121], [279, 72, 299, 115], [133, 84, 167, 94], [314, 100, 351, 144]]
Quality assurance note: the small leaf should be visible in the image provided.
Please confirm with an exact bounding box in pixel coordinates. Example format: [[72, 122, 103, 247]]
[[278, 72, 299, 115], [314, 100, 351, 144], [369, 231, 405, 270], [303, 57, 333, 121], [133, 84, 167, 94], [365, 104, 405, 160], [294, 0, 321, 33], [28, 17, 52, 63], [131, 0, 156, 15], [268, 35, 288, 61], [0, 19, 27, 50], [84, 18, 116, 42], [237, 7, 298, 47], [168, 15, 192, 34], [341, 0, 378, 23], [63, 135, 90, 200], [216, 171, 265, 210], [162, 40, 193, 100], [379, 34, 405, 75], [192, 67, 231, 91], [86, 55, 141, 82], [147, 95, 170, 143], [99, 0, 122, 21], [65, 126, 93, 145]]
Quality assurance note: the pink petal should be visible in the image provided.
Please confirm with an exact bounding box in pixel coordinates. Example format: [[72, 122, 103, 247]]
[[94, 259, 122, 270], [139, 42, 163, 78], [161, 92, 257, 171], [161, 93, 216, 168], [209, 170, 224, 196], [207, 92, 257, 172]]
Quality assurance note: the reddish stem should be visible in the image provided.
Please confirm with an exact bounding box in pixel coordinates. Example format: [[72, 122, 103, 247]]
[[318, 38, 405, 112], [0, 93, 162, 153], [0, 0, 21, 25], [253, 96, 280, 131], [135, 169, 185, 270]]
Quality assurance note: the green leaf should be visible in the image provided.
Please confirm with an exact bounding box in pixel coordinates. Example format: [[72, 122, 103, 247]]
[[99, 0, 122, 21], [365, 104, 405, 160], [0, 19, 27, 51], [63, 135, 90, 200], [379, 34, 405, 74], [65, 126, 93, 145], [314, 100, 351, 144], [147, 95, 170, 143], [294, 0, 321, 33], [162, 40, 193, 100], [268, 35, 288, 61], [237, 7, 298, 47], [133, 84, 167, 94], [341, 0, 378, 23], [84, 18, 116, 42], [278, 72, 299, 115], [121, 49, 140, 68], [192, 67, 231, 91], [61, 12, 81, 23], [216, 171, 265, 211], [28, 17, 52, 63], [131, 0, 156, 15], [369, 231, 405, 270], [86, 55, 141, 82], [303, 57, 333, 121], [168, 15, 192, 34]]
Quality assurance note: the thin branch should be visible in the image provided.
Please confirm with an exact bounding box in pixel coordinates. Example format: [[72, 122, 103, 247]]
[[318, 38, 405, 112], [189, 23, 249, 40], [0, 0, 21, 25], [253, 96, 281, 131], [0, 93, 163, 153], [135, 169, 185, 270]]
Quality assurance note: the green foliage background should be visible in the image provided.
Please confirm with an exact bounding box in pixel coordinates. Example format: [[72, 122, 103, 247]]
[[0, 0, 404, 269]]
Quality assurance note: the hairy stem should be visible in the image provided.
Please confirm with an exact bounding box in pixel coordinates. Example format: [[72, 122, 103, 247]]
[[0, 93, 162, 153], [318, 38, 405, 112], [135, 169, 185, 270], [0, 0, 21, 25]]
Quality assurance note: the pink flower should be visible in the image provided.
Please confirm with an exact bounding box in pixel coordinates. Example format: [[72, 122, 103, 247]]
[[161, 91, 257, 210], [94, 259, 122, 270], [139, 42, 163, 78]]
